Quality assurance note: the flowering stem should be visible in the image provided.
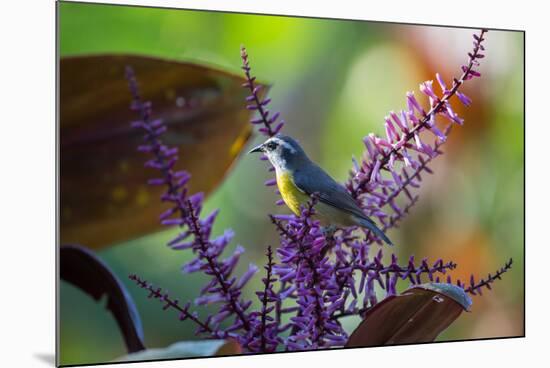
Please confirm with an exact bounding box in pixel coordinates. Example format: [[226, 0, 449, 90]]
[[270, 210, 321, 338], [126, 66, 257, 343], [185, 200, 252, 332], [350, 29, 487, 199], [129, 274, 216, 335], [382, 194, 419, 231], [463, 258, 513, 296], [125, 66, 189, 218], [355, 259, 456, 279], [378, 137, 445, 209], [332, 257, 457, 319], [241, 46, 282, 137], [271, 200, 340, 346], [259, 246, 275, 352]]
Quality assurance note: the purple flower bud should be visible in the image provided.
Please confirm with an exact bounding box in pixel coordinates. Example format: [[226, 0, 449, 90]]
[[435, 73, 447, 93], [401, 149, 413, 167], [363, 135, 375, 159], [195, 294, 225, 305], [264, 178, 277, 186], [414, 133, 423, 150], [236, 264, 259, 289], [406, 91, 426, 116], [161, 218, 186, 226], [170, 241, 195, 250], [181, 258, 204, 273], [456, 91, 472, 106], [351, 155, 360, 172], [391, 170, 402, 187], [273, 122, 284, 134], [469, 69, 481, 78], [444, 104, 464, 125], [385, 115, 399, 142], [147, 177, 166, 186], [419, 80, 438, 100], [370, 160, 381, 183]]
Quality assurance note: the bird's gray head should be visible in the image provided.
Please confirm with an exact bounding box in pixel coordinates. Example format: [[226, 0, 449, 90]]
[[248, 135, 310, 171]]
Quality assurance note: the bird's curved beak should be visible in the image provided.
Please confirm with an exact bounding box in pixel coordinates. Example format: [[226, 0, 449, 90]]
[[248, 143, 264, 154]]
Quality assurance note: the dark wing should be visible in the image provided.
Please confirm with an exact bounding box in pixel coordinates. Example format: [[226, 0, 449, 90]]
[[293, 163, 393, 245], [293, 162, 369, 221]]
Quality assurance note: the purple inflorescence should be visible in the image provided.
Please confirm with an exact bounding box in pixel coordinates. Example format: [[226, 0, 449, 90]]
[[453, 258, 513, 296], [241, 46, 286, 203], [345, 29, 488, 245], [270, 198, 348, 349], [125, 30, 512, 353], [129, 274, 223, 337], [240, 46, 285, 138], [267, 197, 458, 344], [246, 246, 282, 352], [126, 66, 257, 344]]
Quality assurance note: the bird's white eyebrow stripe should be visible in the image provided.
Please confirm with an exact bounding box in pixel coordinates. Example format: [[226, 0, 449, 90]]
[[271, 138, 296, 153]]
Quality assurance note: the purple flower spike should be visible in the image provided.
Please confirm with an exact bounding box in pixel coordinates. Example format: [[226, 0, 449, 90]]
[[126, 66, 259, 344], [125, 30, 511, 353], [246, 246, 282, 352], [129, 274, 220, 337], [455, 258, 513, 296], [240, 46, 283, 138], [241, 45, 288, 201], [270, 199, 348, 347], [347, 29, 488, 235]]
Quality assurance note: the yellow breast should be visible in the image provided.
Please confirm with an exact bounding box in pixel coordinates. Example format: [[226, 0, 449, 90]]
[[275, 170, 358, 227], [276, 171, 309, 216]]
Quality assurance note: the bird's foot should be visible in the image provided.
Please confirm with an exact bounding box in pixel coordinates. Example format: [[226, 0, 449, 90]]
[[321, 225, 338, 238]]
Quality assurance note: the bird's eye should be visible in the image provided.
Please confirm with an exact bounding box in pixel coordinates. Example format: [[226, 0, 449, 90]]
[[266, 141, 278, 151]]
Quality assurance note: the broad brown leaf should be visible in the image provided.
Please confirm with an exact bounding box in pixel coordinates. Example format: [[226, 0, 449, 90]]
[[214, 338, 242, 356], [346, 283, 471, 347], [60, 54, 265, 249]]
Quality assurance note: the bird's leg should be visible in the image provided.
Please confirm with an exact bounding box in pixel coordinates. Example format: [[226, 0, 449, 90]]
[[320, 225, 338, 259], [321, 225, 338, 238]]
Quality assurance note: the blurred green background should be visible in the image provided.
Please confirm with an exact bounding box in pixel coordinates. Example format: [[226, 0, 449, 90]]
[[58, 1, 524, 365]]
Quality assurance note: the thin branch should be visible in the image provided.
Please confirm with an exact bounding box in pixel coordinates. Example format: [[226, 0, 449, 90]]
[[129, 274, 216, 335], [259, 246, 275, 352], [185, 200, 252, 331], [463, 258, 514, 296]]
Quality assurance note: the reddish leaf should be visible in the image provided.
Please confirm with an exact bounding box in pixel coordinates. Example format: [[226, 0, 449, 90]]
[[60, 54, 267, 249], [60, 244, 146, 353], [214, 339, 242, 356], [346, 283, 471, 347]]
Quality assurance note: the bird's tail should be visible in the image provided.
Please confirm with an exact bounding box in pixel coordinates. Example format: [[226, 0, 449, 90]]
[[354, 216, 393, 246]]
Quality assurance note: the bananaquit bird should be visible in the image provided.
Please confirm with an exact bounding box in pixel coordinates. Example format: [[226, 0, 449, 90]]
[[249, 135, 393, 245]]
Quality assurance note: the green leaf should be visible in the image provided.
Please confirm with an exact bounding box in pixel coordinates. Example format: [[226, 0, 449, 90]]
[[346, 283, 472, 347], [113, 339, 242, 362]]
